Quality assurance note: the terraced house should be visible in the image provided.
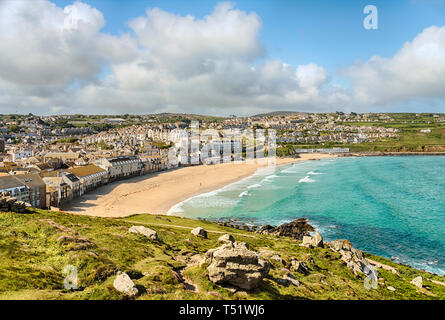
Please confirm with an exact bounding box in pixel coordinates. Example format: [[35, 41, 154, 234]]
[[0, 175, 29, 202], [60, 172, 81, 200], [0, 173, 46, 208], [67, 164, 108, 195], [42, 176, 70, 208], [13, 173, 47, 209], [95, 156, 142, 182]]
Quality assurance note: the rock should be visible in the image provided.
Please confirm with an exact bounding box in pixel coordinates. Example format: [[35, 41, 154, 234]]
[[276, 274, 300, 287], [0, 194, 30, 213], [290, 258, 310, 274], [300, 232, 324, 248], [203, 242, 270, 290], [218, 234, 234, 243], [5, 197, 17, 205], [270, 254, 283, 263], [328, 239, 372, 276], [191, 227, 207, 238], [57, 235, 76, 243], [113, 272, 139, 297], [411, 276, 423, 288], [256, 218, 314, 240], [11, 201, 26, 213], [313, 232, 323, 247], [387, 286, 396, 292], [328, 239, 352, 252], [129, 225, 159, 241]]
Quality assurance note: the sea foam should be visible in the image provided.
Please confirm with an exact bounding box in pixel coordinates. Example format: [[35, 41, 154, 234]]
[[299, 176, 316, 183], [239, 191, 249, 197]]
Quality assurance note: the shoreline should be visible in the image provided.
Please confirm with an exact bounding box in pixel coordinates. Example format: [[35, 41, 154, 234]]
[[61, 154, 335, 217], [343, 151, 445, 157], [60, 152, 444, 218]]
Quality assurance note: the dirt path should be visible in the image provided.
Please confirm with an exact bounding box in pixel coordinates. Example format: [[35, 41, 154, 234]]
[[121, 220, 259, 238]]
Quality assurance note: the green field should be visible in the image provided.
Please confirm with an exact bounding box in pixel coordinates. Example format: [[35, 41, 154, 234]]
[[0, 209, 443, 300], [279, 114, 445, 153]]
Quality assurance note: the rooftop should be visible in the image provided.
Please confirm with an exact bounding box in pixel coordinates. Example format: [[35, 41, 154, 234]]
[[67, 164, 106, 178]]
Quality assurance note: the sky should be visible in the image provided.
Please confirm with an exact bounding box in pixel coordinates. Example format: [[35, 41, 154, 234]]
[[0, 0, 444, 116]]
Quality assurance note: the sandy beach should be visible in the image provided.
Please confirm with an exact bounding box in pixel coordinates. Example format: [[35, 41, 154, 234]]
[[62, 154, 335, 217]]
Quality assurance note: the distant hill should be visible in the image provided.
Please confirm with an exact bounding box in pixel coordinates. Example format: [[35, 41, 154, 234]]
[[251, 111, 303, 117]]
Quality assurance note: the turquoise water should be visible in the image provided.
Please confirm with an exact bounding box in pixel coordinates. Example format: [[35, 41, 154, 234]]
[[169, 156, 445, 275]]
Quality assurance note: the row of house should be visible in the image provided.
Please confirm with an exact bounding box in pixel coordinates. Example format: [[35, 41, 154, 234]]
[[0, 173, 46, 208], [0, 155, 168, 209]]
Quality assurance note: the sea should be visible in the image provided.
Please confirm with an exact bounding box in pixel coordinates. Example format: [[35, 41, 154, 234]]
[[168, 156, 445, 275]]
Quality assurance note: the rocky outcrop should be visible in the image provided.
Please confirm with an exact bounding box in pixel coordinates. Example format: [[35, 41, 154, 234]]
[[0, 192, 30, 213], [327, 239, 371, 276], [129, 225, 159, 241], [290, 258, 310, 274], [202, 241, 270, 290], [191, 227, 207, 238], [113, 271, 139, 297], [411, 276, 423, 288], [218, 234, 235, 243], [256, 218, 314, 240], [300, 232, 324, 248]]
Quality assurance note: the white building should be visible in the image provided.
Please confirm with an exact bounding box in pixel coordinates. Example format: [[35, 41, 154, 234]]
[[9, 149, 33, 161], [95, 156, 142, 181]]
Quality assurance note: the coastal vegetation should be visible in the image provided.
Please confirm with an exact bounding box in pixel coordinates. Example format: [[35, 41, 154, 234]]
[[291, 113, 445, 153], [0, 209, 443, 300]]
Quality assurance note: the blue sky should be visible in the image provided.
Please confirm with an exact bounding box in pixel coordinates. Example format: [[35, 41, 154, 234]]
[[52, 0, 445, 74], [1, 0, 444, 115]]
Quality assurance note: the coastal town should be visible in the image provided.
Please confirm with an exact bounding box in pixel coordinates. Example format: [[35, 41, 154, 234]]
[[0, 112, 443, 211]]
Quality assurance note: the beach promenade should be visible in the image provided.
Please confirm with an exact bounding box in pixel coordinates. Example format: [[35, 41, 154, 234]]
[[62, 154, 334, 217]]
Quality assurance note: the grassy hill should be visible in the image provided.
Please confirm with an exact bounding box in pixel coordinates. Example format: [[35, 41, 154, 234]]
[[0, 209, 444, 300]]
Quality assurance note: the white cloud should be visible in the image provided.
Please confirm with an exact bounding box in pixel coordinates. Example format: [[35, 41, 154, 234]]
[[128, 2, 264, 78], [0, 0, 137, 96], [344, 25, 445, 106], [75, 2, 344, 115], [0, 1, 443, 115]]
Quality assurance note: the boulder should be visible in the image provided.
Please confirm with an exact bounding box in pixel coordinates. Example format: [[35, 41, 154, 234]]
[[113, 271, 139, 297], [256, 218, 314, 240], [411, 276, 423, 289], [129, 225, 159, 241], [283, 274, 300, 287], [5, 197, 17, 206], [328, 239, 352, 252], [191, 227, 207, 238], [328, 239, 371, 276], [203, 242, 270, 290], [218, 234, 235, 243], [300, 232, 324, 248], [11, 200, 26, 213], [290, 258, 310, 274]]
